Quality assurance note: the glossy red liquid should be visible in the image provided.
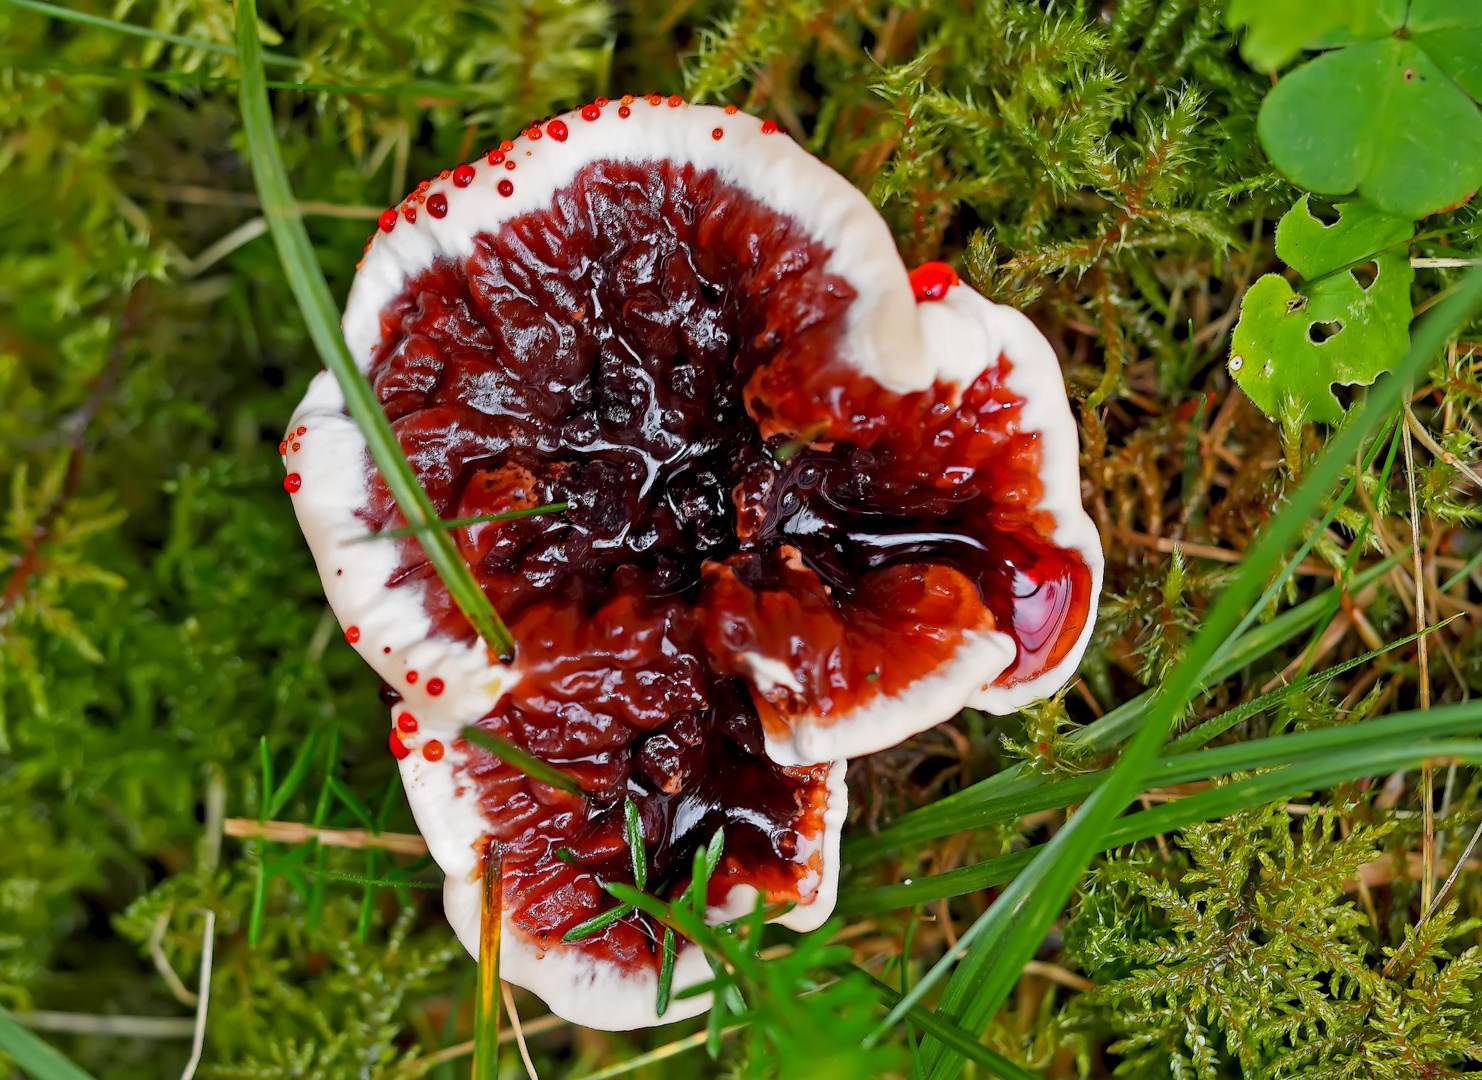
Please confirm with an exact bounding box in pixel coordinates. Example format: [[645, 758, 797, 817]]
[[364, 160, 1091, 975]]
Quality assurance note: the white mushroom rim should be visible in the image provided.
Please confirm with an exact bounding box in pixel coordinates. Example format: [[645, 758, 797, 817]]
[[283, 95, 1102, 1031]]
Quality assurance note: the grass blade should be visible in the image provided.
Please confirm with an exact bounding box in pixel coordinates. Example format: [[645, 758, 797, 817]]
[[232, 0, 515, 662], [359, 503, 569, 543], [561, 902, 634, 942], [473, 847, 502, 1079], [0, 1007, 97, 1080], [655, 927, 677, 1016], [460, 726, 585, 797], [903, 264, 1482, 1080], [840, 699, 1482, 914], [5, 0, 301, 67], [859, 972, 1039, 1080], [624, 797, 647, 890], [267, 728, 319, 818], [847, 553, 1406, 864]]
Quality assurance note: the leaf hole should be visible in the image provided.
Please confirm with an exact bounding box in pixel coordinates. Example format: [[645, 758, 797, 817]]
[[1349, 261, 1378, 290], [1307, 319, 1344, 344], [1310, 204, 1342, 227]]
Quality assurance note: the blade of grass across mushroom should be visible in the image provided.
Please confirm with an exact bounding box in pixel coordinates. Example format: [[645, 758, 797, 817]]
[[900, 266, 1482, 1080], [845, 550, 1406, 864], [459, 726, 586, 797], [353, 503, 570, 543], [232, 0, 515, 662], [839, 696, 1482, 914]]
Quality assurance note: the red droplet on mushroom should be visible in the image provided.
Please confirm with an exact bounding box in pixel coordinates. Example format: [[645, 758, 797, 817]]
[[712, 127, 724, 140], [278, 440, 287, 455], [504, 159, 516, 170], [582, 103, 601, 121], [286, 101, 1101, 1033], [345, 626, 360, 644], [453, 163, 476, 187], [500, 140, 514, 152], [389, 730, 410, 759], [527, 125, 543, 140], [595, 96, 609, 107], [618, 105, 631, 118], [547, 120, 569, 141], [908, 261, 960, 302], [401, 204, 416, 224], [405, 670, 418, 684], [498, 179, 513, 197], [297, 426, 306, 436], [724, 104, 738, 114], [761, 119, 778, 134], [398, 712, 418, 733], [282, 473, 301, 493], [646, 93, 662, 105], [487, 150, 505, 166], [422, 739, 445, 761], [426, 677, 445, 696], [378, 208, 398, 233], [427, 192, 448, 218], [620, 94, 634, 105], [292, 442, 300, 452], [667, 94, 682, 107]]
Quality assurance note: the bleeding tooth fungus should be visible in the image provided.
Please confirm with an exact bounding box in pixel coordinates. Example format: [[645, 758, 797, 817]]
[[284, 100, 1101, 1030]]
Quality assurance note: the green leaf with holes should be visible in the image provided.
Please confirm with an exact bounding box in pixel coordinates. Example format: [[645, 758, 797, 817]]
[[1229, 196, 1414, 424], [1258, 38, 1482, 219]]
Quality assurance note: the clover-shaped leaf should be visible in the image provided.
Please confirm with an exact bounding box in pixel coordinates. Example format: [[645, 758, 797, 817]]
[[1258, 38, 1482, 219], [1229, 196, 1414, 424], [1224, 0, 1400, 73], [1408, 0, 1482, 100]]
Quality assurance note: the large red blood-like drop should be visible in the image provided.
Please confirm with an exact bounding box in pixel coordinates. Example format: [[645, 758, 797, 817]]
[[364, 159, 1092, 974]]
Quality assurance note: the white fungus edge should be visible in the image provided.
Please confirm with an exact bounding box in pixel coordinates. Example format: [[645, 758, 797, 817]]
[[398, 710, 848, 1031]]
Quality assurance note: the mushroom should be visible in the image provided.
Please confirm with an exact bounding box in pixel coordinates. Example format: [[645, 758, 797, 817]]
[[283, 96, 1102, 1031]]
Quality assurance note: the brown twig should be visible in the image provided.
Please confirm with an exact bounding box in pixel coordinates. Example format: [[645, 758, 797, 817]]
[[223, 817, 427, 855]]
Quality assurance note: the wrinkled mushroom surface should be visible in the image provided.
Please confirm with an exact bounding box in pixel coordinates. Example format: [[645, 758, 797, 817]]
[[284, 96, 1101, 1030]]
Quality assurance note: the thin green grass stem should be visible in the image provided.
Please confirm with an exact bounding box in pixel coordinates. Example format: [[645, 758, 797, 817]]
[[232, 0, 515, 661]]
